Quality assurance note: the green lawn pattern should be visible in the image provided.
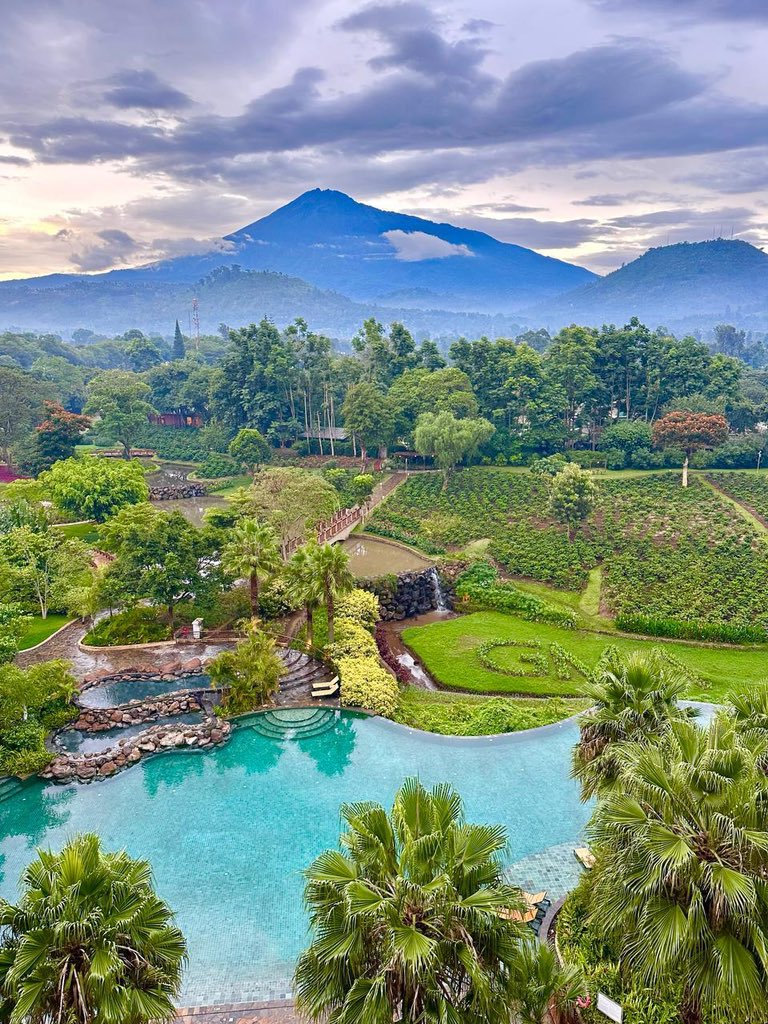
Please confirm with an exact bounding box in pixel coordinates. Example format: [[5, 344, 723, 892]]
[[402, 612, 767, 703]]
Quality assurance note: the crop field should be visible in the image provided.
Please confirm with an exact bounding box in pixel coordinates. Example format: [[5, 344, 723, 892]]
[[707, 471, 768, 525], [401, 611, 768, 703], [370, 469, 768, 628]]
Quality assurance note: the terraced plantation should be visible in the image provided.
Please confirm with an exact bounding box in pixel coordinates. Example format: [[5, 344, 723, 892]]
[[369, 469, 768, 629], [707, 470, 768, 525]]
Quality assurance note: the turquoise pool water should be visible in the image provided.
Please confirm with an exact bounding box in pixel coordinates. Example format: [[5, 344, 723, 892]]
[[0, 711, 589, 1007]]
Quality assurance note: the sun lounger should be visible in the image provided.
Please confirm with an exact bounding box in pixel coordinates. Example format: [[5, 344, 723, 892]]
[[312, 676, 340, 698], [574, 847, 596, 869], [499, 906, 537, 924], [523, 890, 548, 906]]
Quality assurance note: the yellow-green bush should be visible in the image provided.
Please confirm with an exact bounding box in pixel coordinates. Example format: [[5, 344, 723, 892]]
[[326, 617, 378, 663], [335, 588, 380, 631], [338, 656, 400, 718]]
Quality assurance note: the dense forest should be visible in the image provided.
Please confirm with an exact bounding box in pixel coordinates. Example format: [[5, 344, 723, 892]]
[[2, 315, 768, 474]]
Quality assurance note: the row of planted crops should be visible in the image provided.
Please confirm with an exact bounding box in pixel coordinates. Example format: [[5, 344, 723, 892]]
[[368, 469, 768, 631]]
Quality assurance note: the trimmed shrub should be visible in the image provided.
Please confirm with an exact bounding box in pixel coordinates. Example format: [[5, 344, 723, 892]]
[[454, 563, 578, 629], [326, 618, 379, 663], [335, 588, 380, 630], [616, 612, 767, 645], [338, 656, 400, 718], [197, 454, 239, 479], [83, 608, 171, 646]]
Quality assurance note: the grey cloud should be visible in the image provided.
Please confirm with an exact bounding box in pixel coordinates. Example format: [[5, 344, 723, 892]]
[[103, 69, 192, 111], [96, 228, 137, 246], [591, 0, 768, 21], [574, 191, 682, 206]]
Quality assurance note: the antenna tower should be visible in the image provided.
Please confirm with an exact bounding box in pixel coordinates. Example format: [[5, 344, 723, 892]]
[[191, 298, 200, 351]]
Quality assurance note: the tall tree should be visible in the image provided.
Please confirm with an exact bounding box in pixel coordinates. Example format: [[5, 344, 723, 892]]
[[341, 382, 395, 460], [652, 410, 728, 486], [228, 428, 271, 474], [547, 462, 596, 541], [173, 319, 186, 360], [414, 410, 494, 486], [294, 779, 528, 1024], [222, 519, 281, 616], [286, 542, 324, 647], [28, 401, 91, 474], [0, 833, 187, 1024], [85, 370, 154, 459], [308, 541, 354, 643], [0, 367, 50, 467]]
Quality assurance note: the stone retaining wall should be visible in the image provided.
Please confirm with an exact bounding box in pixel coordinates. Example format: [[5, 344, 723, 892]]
[[79, 657, 205, 691], [363, 568, 454, 621], [73, 691, 208, 731], [41, 716, 231, 783], [149, 482, 208, 500]]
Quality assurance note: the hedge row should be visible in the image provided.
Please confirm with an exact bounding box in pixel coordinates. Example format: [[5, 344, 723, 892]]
[[616, 612, 767, 645]]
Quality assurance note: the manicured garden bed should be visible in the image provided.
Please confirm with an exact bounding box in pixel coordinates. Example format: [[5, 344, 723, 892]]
[[401, 611, 767, 701], [394, 686, 588, 735]]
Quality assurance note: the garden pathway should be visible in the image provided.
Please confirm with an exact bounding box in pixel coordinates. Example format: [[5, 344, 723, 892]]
[[174, 1000, 297, 1024]]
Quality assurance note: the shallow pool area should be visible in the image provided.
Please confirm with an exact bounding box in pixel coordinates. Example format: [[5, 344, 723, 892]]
[[53, 713, 205, 754], [341, 535, 433, 576], [0, 711, 590, 1007], [79, 674, 210, 709]]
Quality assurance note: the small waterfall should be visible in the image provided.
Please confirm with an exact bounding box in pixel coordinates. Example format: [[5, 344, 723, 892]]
[[428, 567, 449, 611]]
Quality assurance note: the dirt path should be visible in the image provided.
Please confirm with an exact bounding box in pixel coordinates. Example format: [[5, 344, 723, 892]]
[[701, 475, 768, 537]]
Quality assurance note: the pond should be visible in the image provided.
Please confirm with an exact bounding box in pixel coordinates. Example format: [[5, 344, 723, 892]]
[[149, 495, 227, 527], [341, 535, 433, 576], [0, 711, 589, 1007]]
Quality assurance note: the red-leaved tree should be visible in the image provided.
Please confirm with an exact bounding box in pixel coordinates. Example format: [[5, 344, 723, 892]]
[[652, 411, 728, 487]]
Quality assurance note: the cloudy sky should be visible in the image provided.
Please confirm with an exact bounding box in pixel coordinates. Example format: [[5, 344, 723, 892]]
[[1, 0, 767, 279]]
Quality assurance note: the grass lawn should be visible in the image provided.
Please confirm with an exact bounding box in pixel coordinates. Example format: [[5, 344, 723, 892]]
[[402, 611, 768, 702], [54, 522, 100, 543], [17, 614, 72, 650], [394, 686, 589, 736]]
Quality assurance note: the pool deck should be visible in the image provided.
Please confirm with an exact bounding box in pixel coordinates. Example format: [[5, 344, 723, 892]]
[[175, 1000, 297, 1024]]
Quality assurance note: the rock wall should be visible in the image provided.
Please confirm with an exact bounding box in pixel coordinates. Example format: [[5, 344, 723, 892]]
[[41, 717, 231, 783], [364, 568, 453, 621], [73, 691, 208, 731], [148, 482, 208, 500]]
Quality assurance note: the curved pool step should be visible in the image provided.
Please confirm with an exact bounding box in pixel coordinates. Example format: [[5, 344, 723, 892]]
[[0, 777, 25, 804], [249, 707, 337, 741], [277, 648, 335, 694]]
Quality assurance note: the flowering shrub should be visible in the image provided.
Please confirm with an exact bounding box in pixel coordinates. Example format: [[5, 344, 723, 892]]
[[335, 588, 380, 631], [338, 656, 400, 717], [326, 618, 379, 663]]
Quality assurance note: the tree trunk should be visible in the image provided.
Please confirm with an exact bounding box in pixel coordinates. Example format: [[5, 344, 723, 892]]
[[306, 604, 314, 647], [682, 453, 689, 488], [680, 989, 702, 1024], [168, 603, 175, 629], [326, 586, 334, 643], [249, 572, 260, 616]]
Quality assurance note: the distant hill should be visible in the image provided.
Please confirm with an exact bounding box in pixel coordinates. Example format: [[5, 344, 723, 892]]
[[0, 189, 596, 335], [0, 264, 523, 340], [533, 239, 768, 331]]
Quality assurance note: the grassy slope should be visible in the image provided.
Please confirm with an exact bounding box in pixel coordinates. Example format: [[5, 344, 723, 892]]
[[402, 612, 767, 702], [394, 686, 589, 736], [54, 522, 100, 543], [17, 614, 72, 650]]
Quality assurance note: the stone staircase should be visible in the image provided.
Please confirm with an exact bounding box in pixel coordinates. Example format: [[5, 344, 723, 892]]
[[277, 648, 335, 698], [249, 707, 338, 741]]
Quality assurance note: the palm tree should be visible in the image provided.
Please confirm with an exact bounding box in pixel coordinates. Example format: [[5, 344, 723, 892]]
[[511, 939, 585, 1024], [572, 649, 695, 800], [221, 518, 281, 616], [286, 542, 323, 647], [294, 778, 527, 1024], [587, 718, 768, 1024], [726, 685, 768, 771], [307, 540, 354, 644], [0, 833, 187, 1024]]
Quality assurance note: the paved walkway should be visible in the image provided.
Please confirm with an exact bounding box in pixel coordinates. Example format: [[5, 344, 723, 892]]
[[174, 1001, 298, 1024]]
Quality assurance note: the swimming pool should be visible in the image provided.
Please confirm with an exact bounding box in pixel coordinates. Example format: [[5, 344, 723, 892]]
[[79, 674, 210, 709], [0, 711, 590, 1007]]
